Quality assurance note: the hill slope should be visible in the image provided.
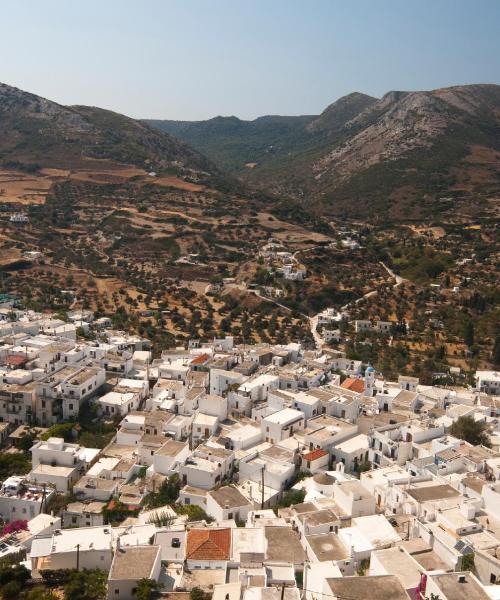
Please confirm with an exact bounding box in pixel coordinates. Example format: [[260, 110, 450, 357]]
[[0, 82, 214, 176], [149, 85, 500, 219]]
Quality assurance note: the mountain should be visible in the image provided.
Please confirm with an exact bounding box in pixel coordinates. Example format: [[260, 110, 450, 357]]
[[147, 92, 377, 175], [305, 92, 377, 133], [147, 114, 316, 173], [148, 85, 500, 220], [0, 82, 214, 176]]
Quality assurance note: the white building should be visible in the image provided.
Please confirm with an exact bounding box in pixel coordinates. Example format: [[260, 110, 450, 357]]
[[261, 408, 305, 444], [331, 434, 370, 472], [476, 371, 500, 395], [0, 477, 56, 522], [206, 486, 253, 522], [210, 368, 246, 396], [107, 544, 162, 600], [30, 526, 114, 579], [152, 439, 190, 476]]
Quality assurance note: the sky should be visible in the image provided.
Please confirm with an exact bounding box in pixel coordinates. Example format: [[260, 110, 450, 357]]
[[1, 0, 500, 121]]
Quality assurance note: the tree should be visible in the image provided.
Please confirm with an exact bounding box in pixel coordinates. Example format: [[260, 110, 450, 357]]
[[460, 552, 475, 571], [64, 569, 107, 600], [492, 335, 500, 367], [145, 473, 181, 508], [463, 320, 474, 348], [18, 431, 37, 453], [175, 503, 213, 522], [450, 416, 491, 448], [1, 580, 22, 599], [134, 578, 163, 600], [41, 422, 76, 442], [276, 488, 306, 508], [24, 587, 59, 600], [355, 460, 372, 476], [190, 588, 211, 600], [0, 453, 31, 479]]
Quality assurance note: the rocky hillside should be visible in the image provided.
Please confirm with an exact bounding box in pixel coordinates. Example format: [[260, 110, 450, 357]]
[[150, 85, 500, 220], [0, 82, 214, 176]]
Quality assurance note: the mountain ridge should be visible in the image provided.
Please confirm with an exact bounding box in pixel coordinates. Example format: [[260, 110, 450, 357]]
[[148, 84, 500, 219], [0, 81, 215, 177]]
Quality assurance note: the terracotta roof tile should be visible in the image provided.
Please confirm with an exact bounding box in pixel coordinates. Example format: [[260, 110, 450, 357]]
[[5, 355, 28, 366], [303, 448, 328, 462], [186, 528, 231, 561], [341, 378, 364, 393], [191, 353, 210, 365]]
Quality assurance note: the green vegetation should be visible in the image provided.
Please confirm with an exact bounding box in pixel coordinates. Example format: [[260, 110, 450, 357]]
[[357, 558, 370, 576], [133, 578, 163, 600], [41, 422, 76, 442], [148, 114, 316, 173], [102, 500, 140, 525], [0, 564, 30, 599], [355, 460, 372, 476], [460, 552, 475, 572], [190, 587, 212, 600], [276, 488, 307, 509], [391, 245, 452, 284], [450, 417, 491, 448], [492, 335, 500, 366], [0, 453, 31, 479], [144, 474, 181, 508], [174, 503, 213, 522], [40, 569, 107, 600]]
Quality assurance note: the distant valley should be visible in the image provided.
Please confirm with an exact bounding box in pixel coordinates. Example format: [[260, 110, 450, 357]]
[[148, 85, 500, 221]]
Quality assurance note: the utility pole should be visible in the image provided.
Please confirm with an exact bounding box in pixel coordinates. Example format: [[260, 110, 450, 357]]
[[302, 560, 309, 600], [280, 582, 285, 600], [261, 465, 265, 510], [39, 485, 47, 515], [76, 544, 80, 571]]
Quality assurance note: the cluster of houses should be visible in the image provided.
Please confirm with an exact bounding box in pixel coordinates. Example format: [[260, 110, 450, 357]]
[[0, 305, 500, 599], [260, 239, 307, 281]]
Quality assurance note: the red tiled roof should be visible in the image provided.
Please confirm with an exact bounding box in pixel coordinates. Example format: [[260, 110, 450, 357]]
[[186, 528, 231, 561], [341, 378, 365, 393], [191, 353, 210, 366], [5, 355, 28, 366], [303, 448, 328, 462]]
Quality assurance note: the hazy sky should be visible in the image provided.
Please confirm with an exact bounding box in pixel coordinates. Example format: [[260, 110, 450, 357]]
[[2, 0, 499, 120]]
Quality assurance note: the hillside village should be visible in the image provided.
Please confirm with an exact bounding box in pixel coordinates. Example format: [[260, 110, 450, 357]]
[[0, 301, 499, 600]]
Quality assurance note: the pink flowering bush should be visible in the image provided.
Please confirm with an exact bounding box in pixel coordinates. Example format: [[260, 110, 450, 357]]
[[1, 519, 28, 536]]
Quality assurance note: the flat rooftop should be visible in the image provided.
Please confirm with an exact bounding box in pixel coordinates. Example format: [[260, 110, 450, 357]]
[[210, 486, 250, 509], [306, 533, 348, 561], [429, 572, 491, 600], [326, 575, 410, 600], [110, 545, 159, 580], [264, 526, 305, 564], [406, 483, 460, 503]]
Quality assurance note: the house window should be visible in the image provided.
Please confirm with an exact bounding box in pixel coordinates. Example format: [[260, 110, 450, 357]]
[[69, 404, 73, 410], [228, 512, 233, 519]]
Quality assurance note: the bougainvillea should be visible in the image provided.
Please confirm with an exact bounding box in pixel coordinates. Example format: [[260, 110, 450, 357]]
[[1, 519, 28, 536]]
